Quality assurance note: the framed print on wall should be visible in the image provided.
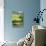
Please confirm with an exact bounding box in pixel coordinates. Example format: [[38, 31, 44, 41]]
[[11, 11, 24, 27]]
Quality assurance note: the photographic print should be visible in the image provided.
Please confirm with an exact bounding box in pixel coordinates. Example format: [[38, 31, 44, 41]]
[[11, 11, 24, 27]]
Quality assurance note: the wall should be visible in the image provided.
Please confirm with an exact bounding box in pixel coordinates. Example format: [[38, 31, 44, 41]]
[[4, 0, 40, 42], [40, 0, 46, 26]]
